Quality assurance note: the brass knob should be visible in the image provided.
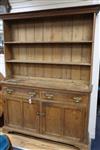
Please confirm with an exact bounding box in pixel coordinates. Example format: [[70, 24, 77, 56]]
[[28, 98, 32, 104], [28, 92, 36, 97], [45, 93, 54, 100], [73, 97, 82, 103], [37, 112, 40, 116], [6, 89, 14, 94]]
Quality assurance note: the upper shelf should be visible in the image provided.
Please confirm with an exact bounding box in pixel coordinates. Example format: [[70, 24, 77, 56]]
[[4, 41, 93, 45]]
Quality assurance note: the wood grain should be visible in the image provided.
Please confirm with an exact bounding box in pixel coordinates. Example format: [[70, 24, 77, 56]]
[[7, 133, 77, 150], [1, 6, 96, 150]]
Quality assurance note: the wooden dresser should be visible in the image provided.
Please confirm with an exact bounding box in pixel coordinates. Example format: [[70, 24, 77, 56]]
[[1, 4, 100, 150]]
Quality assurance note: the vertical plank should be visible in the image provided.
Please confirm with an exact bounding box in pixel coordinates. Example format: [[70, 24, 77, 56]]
[[62, 45, 72, 63], [19, 64, 23, 76], [34, 46, 44, 78], [81, 45, 91, 63], [62, 17, 73, 41], [13, 64, 20, 76], [43, 20, 52, 41], [43, 45, 53, 62], [26, 22, 35, 42], [13, 46, 19, 60], [72, 16, 83, 41], [37, 64, 44, 77], [51, 20, 62, 41], [34, 46, 43, 61], [11, 24, 19, 41], [71, 45, 82, 63], [34, 21, 43, 42], [34, 20, 44, 76], [71, 66, 81, 80], [6, 63, 13, 79], [82, 15, 93, 41], [18, 23, 26, 42], [28, 64, 36, 77], [27, 46, 35, 60], [22, 64, 28, 76], [52, 65, 62, 79], [18, 46, 27, 60], [43, 65, 52, 78], [62, 66, 71, 80], [80, 67, 90, 81], [4, 21, 11, 41], [52, 46, 62, 62], [5, 45, 12, 60]]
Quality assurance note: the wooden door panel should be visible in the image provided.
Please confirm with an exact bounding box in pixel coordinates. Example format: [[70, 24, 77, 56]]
[[42, 102, 85, 140], [63, 107, 85, 140], [42, 103, 63, 136], [23, 100, 39, 132], [7, 98, 22, 127]]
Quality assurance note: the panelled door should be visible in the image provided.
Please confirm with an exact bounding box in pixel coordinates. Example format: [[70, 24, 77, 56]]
[[23, 99, 40, 133], [41, 101, 86, 141], [62, 104, 86, 141], [41, 102, 63, 137], [4, 97, 23, 128]]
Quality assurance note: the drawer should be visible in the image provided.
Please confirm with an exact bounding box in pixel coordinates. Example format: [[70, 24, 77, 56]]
[[41, 90, 88, 105], [2, 86, 39, 99]]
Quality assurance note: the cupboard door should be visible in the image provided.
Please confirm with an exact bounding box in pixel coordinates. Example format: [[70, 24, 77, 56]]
[[42, 102, 63, 137], [42, 102, 86, 141], [23, 99, 40, 133], [4, 97, 22, 128], [63, 105, 86, 141]]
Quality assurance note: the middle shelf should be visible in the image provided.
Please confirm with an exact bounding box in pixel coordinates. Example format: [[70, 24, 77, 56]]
[[5, 42, 92, 67], [4, 41, 93, 44], [6, 60, 91, 66]]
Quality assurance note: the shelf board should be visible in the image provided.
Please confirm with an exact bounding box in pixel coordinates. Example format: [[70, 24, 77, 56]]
[[6, 60, 91, 66], [4, 41, 92, 44]]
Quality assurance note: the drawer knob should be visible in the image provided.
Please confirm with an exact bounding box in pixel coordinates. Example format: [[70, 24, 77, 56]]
[[73, 97, 82, 103], [36, 112, 45, 117], [37, 112, 40, 116], [28, 98, 32, 104], [6, 89, 14, 94], [45, 93, 54, 100], [29, 92, 36, 97]]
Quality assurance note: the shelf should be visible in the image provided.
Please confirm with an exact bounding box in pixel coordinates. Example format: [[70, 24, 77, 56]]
[[6, 60, 91, 66], [4, 41, 93, 44], [1, 77, 91, 93]]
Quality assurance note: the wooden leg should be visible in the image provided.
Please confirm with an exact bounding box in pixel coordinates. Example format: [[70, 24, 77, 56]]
[[3, 126, 10, 134], [81, 144, 90, 150]]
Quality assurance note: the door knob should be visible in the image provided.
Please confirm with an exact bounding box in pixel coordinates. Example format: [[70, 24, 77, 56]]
[[73, 97, 82, 103]]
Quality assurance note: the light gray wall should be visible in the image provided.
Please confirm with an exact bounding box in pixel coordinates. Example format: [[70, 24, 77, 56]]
[[89, 12, 100, 139], [0, 54, 5, 76]]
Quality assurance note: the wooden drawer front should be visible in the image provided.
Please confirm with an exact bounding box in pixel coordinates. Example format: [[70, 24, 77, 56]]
[[2, 87, 39, 99], [41, 90, 88, 105]]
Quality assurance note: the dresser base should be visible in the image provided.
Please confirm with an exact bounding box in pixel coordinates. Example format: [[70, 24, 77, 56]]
[[3, 126, 90, 150]]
